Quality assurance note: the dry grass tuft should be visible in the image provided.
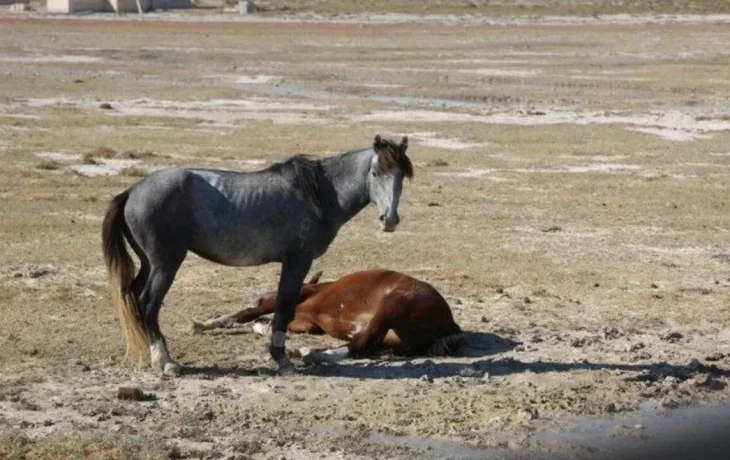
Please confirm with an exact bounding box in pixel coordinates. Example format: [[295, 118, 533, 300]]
[[120, 149, 156, 159], [0, 429, 172, 460], [426, 159, 449, 167], [35, 160, 62, 170], [90, 146, 118, 158], [82, 152, 101, 165], [120, 166, 148, 177]]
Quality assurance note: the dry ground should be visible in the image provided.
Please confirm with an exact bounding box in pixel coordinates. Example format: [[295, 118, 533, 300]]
[[1, 9, 730, 460]]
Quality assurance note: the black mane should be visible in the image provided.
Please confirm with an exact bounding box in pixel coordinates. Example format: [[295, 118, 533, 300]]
[[266, 154, 329, 216]]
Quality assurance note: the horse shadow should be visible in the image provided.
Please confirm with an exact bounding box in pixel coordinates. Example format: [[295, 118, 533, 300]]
[[303, 354, 730, 381], [178, 330, 729, 382]]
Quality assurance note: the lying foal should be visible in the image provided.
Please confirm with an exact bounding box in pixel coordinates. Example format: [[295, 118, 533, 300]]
[[192, 269, 464, 364]]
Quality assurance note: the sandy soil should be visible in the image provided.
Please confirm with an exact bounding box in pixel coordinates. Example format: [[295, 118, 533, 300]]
[[1, 8, 730, 460]]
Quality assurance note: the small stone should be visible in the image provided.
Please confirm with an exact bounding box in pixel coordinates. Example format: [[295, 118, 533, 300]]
[[628, 342, 645, 352], [480, 316, 490, 323], [605, 403, 617, 414], [419, 374, 433, 383], [661, 332, 683, 343], [593, 283, 600, 288], [99, 102, 114, 110], [634, 424, 643, 430], [117, 387, 145, 401], [524, 297, 532, 304], [519, 407, 539, 423], [687, 358, 702, 372], [650, 282, 659, 289], [706, 352, 725, 362]]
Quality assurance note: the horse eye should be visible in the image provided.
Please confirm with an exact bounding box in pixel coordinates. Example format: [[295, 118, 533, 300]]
[[371, 171, 377, 177]]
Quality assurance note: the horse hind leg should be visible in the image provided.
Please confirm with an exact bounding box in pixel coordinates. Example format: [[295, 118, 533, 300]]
[[138, 259, 185, 376], [303, 315, 389, 365]]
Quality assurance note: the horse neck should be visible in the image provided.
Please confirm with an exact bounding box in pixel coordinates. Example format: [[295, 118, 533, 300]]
[[320, 148, 373, 228]]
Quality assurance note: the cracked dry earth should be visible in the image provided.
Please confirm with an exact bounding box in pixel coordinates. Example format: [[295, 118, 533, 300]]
[[2, 10, 730, 460]]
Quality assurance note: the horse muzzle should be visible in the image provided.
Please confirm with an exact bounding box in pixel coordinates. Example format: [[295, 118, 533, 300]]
[[379, 214, 399, 232]]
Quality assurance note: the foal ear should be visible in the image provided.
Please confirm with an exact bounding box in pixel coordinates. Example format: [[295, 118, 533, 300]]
[[400, 136, 408, 150], [307, 270, 323, 284]]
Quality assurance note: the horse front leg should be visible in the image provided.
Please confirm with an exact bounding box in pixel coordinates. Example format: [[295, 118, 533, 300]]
[[268, 255, 312, 373]]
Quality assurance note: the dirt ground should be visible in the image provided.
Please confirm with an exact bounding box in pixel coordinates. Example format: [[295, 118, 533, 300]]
[[1, 7, 730, 460]]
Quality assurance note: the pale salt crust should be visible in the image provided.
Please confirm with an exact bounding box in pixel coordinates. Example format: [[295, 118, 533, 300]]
[[21, 97, 331, 125], [0, 54, 102, 64], [409, 131, 488, 151], [9, 11, 730, 26], [435, 163, 641, 178], [351, 109, 730, 142], [36, 152, 141, 177], [460, 68, 541, 77]]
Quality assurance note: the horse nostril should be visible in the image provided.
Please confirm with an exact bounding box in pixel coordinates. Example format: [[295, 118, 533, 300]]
[[379, 215, 385, 222]]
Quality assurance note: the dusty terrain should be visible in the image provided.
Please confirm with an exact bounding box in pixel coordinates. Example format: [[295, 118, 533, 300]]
[[1, 7, 730, 460]]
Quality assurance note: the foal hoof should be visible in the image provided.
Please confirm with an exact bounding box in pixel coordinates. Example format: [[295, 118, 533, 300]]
[[190, 320, 206, 334], [163, 362, 183, 377]]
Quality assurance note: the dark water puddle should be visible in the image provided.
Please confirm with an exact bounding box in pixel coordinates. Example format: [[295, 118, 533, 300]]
[[312, 402, 730, 459]]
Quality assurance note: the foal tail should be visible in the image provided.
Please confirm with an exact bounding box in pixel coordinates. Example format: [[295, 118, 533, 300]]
[[102, 190, 149, 364]]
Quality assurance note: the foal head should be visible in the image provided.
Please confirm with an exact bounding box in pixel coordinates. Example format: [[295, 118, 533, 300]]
[[368, 134, 413, 232]]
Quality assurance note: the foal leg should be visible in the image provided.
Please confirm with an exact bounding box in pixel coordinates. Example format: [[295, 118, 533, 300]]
[[268, 255, 312, 373], [192, 301, 276, 333], [304, 316, 390, 365]]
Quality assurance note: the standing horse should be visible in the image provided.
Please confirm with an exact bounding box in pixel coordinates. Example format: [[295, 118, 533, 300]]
[[102, 135, 412, 375], [192, 269, 465, 364]]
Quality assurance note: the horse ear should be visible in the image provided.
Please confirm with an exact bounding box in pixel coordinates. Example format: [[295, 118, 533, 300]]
[[400, 136, 408, 150], [373, 134, 384, 151], [307, 270, 323, 284]]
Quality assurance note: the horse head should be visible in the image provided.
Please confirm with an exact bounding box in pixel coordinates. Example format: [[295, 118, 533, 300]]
[[368, 134, 413, 232]]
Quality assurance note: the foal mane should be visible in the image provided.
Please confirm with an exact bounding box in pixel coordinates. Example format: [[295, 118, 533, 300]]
[[266, 154, 329, 217]]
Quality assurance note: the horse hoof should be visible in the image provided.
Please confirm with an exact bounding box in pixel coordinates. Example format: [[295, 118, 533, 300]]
[[277, 360, 297, 376], [163, 362, 183, 377], [191, 321, 205, 333]]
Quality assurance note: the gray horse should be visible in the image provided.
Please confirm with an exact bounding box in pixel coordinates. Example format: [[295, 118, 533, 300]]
[[102, 135, 412, 375]]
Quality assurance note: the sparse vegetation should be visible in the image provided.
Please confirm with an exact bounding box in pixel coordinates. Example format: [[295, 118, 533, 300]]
[[120, 149, 157, 159], [120, 166, 148, 177], [0, 429, 172, 460], [82, 152, 100, 165], [89, 146, 117, 158], [426, 159, 449, 167], [35, 160, 61, 170]]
